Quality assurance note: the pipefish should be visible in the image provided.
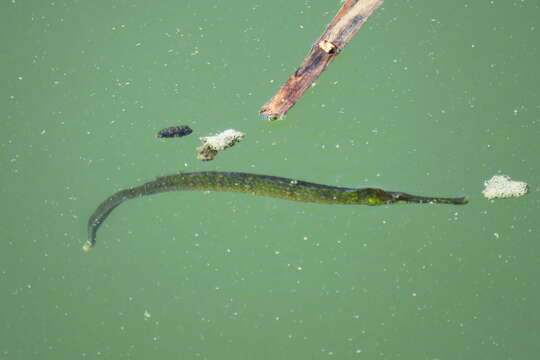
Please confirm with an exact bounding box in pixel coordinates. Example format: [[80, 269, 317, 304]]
[[84, 171, 467, 251]]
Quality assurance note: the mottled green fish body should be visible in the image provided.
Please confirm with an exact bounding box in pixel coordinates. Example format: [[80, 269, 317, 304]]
[[84, 171, 467, 251]]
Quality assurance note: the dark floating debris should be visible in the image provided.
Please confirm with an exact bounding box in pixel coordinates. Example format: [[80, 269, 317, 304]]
[[157, 125, 193, 138]]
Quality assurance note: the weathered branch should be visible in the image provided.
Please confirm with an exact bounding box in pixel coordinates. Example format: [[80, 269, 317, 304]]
[[259, 0, 383, 120]]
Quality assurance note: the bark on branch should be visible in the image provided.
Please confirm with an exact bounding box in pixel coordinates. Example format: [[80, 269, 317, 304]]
[[259, 0, 383, 120]]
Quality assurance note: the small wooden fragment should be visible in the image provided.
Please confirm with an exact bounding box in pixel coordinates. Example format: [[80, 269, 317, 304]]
[[259, 0, 383, 120]]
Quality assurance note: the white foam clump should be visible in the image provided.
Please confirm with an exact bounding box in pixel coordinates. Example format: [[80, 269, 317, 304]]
[[482, 175, 529, 200], [200, 129, 245, 151]]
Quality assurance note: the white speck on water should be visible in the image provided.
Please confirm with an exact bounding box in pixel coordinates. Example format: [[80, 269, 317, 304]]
[[143, 310, 151, 319]]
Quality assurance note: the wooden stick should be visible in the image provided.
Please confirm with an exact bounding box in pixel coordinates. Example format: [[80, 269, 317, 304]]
[[259, 0, 383, 120]]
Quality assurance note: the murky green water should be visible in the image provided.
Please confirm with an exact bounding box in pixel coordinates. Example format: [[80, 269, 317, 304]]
[[1, 1, 539, 359]]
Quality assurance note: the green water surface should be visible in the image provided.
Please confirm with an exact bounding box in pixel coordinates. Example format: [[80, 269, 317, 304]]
[[1, 1, 539, 359]]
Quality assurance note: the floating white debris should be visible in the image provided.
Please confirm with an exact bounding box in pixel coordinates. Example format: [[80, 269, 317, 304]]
[[196, 129, 245, 161], [200, 129, 245, 151], [482, 175, 529, 200]]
